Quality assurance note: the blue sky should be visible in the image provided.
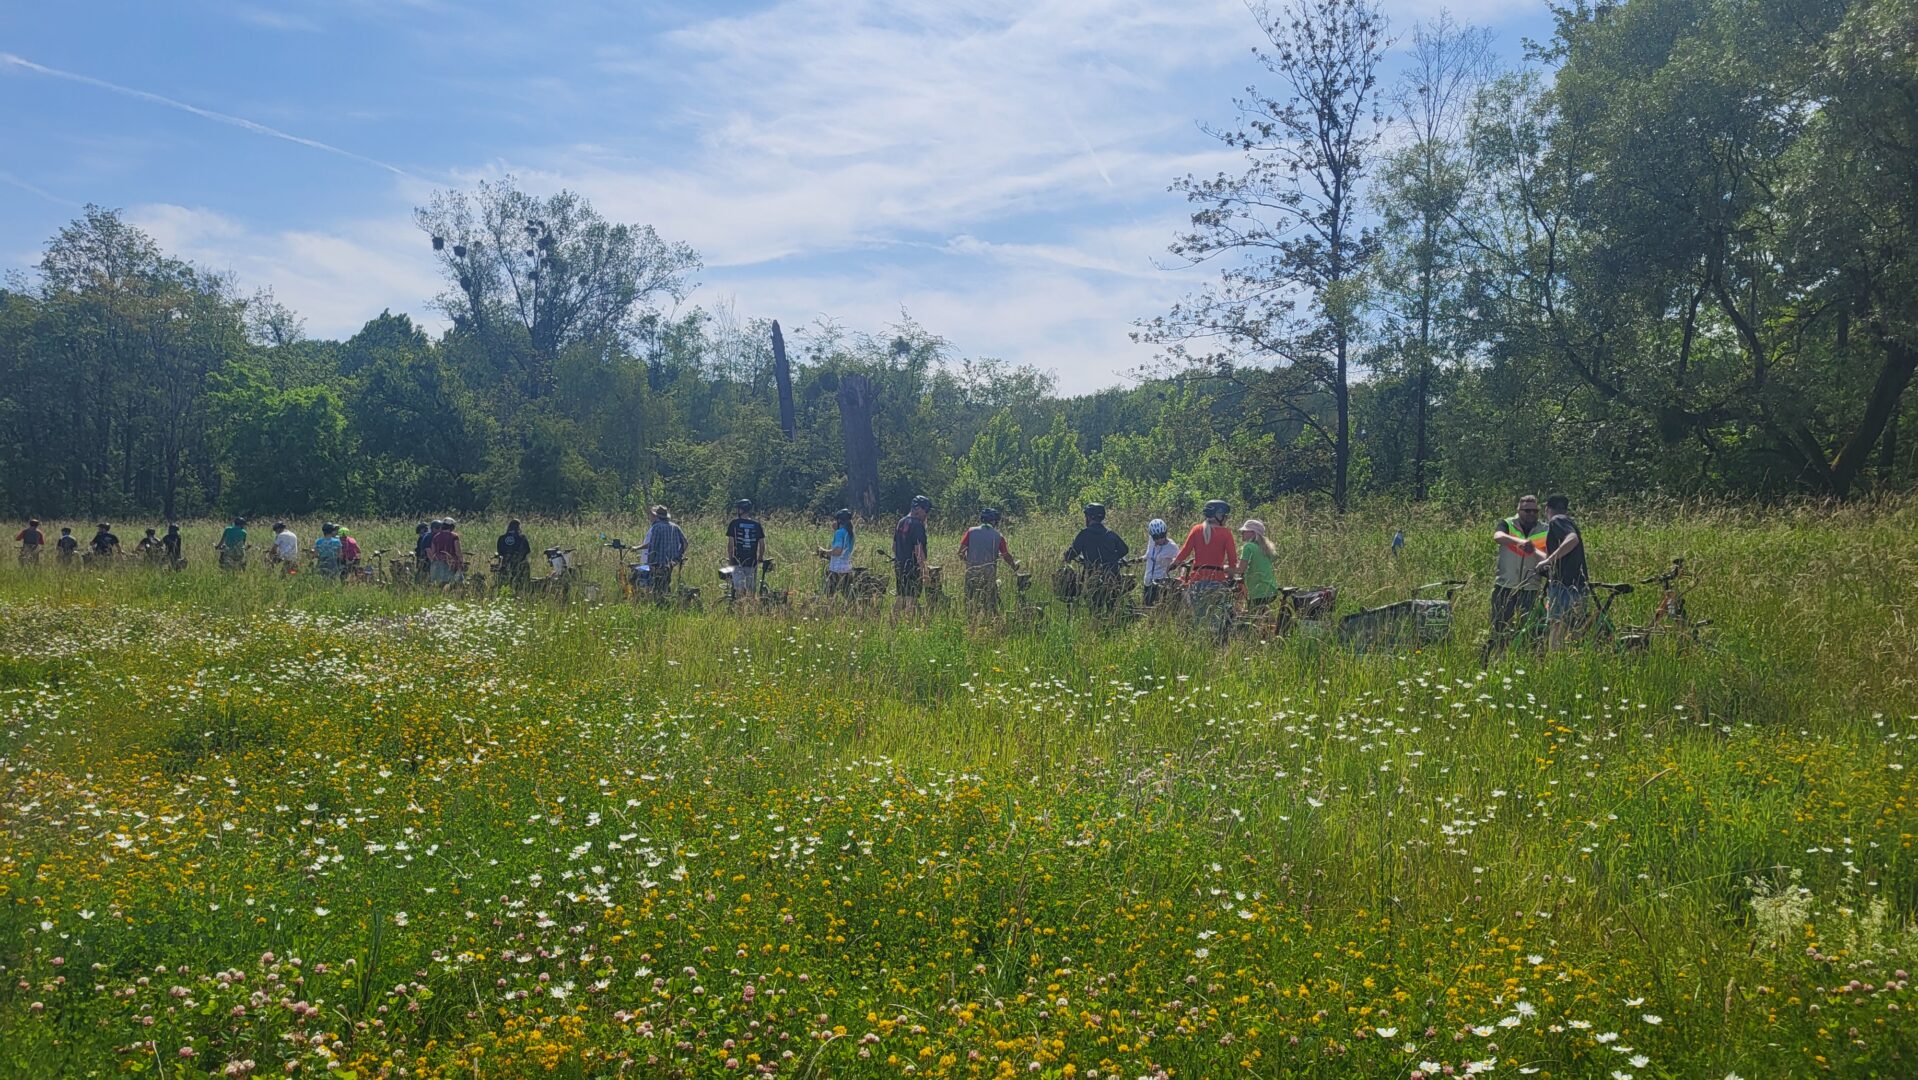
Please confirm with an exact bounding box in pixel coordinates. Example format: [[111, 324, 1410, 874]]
[[2, 0, 1554, 393]]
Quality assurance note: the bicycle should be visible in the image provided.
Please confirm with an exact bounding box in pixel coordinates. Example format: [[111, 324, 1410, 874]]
[[1615, 558, 1716, 653], [1338, 580, 1466, 653]]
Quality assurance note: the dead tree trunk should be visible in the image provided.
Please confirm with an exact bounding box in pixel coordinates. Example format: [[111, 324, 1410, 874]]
[[836, 373, 880, 517], [771, 320, 796, 442]]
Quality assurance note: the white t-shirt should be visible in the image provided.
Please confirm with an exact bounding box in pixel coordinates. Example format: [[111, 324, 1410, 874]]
[[1142, 536, 1179, 583], [274, 530, 298, 560]]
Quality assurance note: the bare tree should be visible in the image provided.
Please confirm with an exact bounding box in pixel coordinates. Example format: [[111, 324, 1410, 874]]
[[1140, 0, 1390, 510]]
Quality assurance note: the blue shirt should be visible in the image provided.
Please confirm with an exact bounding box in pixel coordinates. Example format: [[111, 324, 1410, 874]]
[[314, 535, 343, 568], [829, 526, 854, 573]]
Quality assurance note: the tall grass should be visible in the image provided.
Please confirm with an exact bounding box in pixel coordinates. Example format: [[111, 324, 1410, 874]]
[[1, 504, 1914, 1077]]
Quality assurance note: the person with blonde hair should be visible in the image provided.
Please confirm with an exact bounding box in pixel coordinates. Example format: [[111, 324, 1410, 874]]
[[1237, 519, 1279, 609]]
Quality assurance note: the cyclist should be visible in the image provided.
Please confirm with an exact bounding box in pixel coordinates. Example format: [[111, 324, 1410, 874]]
[[1489, 494, 1547, 637], [958, 507, 1018, 614], [136, 527, 166, 564], [412, 522, 434, 578], [218, 517, 248, 570], [892, 495, 933, 612], [15, 519, 45, 565], [314, 523, 345, 578], [726, 499, 768, 601], [820, 508, 855, 597], [1535, 493, 1588, 649], [1063, 503, 1129, 612], [1173, 499, 1239, 597], [55, 527, 79, 566], [428, 519, 464, 585], [270, 521, 298, 572], [497, 519, 533, 586], [1237, 519, 1279, 609], [338, 527, 361, 573], [1140, 518, 1179, 605], [89, 522, 121, 563], [640, 506, 687, 598], [162, 523, 184, 569]]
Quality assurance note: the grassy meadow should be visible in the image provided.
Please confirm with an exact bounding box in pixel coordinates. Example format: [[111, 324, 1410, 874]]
[[2, 502, 1916, 1078]]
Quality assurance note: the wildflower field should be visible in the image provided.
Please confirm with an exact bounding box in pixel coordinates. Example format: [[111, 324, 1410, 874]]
[[4, 504, 1917, 1079]]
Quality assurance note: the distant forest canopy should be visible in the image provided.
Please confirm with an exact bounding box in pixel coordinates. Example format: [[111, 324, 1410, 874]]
[[1, 0, 1913, 521]]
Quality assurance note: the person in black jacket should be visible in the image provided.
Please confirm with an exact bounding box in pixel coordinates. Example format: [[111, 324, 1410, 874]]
[[497, 519, 533, 585], [1063, 503, 1129, 611]]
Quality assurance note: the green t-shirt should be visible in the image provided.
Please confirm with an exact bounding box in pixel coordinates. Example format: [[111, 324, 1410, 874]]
[[1239, 541, 1278, 601], [220, 525, 247, 550]]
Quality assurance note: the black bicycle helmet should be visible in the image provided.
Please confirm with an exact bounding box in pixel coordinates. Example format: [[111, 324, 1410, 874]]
[[980, 507, 1001, 524], [1203, 499, 1231, 521], [911, 494, 933, 512], [735, 498, 754, 514], [834, 507, 853, 522], [1082, 503, 1106, 522]]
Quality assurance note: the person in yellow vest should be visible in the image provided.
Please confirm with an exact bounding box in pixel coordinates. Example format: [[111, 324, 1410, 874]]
[[1490, 494, 1548, 636]]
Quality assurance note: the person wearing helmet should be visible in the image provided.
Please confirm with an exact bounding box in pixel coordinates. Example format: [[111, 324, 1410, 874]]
[[726, 499, 768, 601], [338, 527, 361, 573], [892, 495, 933, 612], [819, 509, 857, 597], [1173, 499, 1240, 619], [958, 507, 1018, 615], [1064, 503, 1130, 611], [90, 522, 121, 562], [1141, 518, 1180, 606], [314, 522, 345, 578]]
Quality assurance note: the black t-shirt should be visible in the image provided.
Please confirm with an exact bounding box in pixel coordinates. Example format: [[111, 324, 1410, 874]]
[[1545, 514, 1587, 588], [892, 515, 928, 569], [57, 535, 78, 553], [1066, 524, 1129, 573], [728, 518, 765, 565], [497, 532, 532, 563], [90, 532, 119, 554], [162, 532, 182, 557]]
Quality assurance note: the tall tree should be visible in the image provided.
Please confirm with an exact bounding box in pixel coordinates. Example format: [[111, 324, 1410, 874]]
[[1142, 0, 1389, 510], [1372, 12, 1492, 500], [415, 178, 699, 398]]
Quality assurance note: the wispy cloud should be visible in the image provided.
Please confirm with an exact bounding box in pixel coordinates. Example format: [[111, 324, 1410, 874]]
[[130, 203, 445, 338], [0, 51, 418, 178], [0, 170, 79, 209]]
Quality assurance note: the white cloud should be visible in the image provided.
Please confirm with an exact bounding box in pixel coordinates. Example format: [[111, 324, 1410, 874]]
[[129, 203, 445, 339]]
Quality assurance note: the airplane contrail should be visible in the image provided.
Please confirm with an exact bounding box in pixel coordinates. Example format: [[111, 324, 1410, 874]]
[[0, 169, 79, 208], [1, 51, 417, 179]]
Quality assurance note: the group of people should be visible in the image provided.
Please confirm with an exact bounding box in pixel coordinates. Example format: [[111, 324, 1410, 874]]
[[14, 519, 186, 568], [1488, 493, 1588, 645], [11, 494, 1597, 642]]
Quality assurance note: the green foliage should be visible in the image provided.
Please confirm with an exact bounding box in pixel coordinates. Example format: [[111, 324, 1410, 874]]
[[210, 371, 358, 514]]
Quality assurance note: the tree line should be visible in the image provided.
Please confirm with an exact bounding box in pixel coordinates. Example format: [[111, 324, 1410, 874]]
[[1, 0, 1912, 522]]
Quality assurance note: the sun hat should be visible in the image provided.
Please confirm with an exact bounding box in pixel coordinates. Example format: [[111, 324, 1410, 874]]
[[1238, 519, 1266, 537]]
